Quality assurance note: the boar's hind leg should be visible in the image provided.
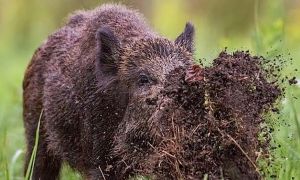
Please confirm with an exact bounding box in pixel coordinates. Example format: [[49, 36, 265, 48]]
[[23, 109, 62, 179], [23, 52, 62, 179], [27, 134, 62, 179]]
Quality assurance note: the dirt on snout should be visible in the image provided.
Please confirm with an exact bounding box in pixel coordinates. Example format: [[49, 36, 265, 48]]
[[135, 51, 282, 180]]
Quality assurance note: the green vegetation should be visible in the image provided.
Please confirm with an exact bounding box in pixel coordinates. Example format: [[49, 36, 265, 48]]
[[24, 110, 41, 180], [0, 0, 299, 179]]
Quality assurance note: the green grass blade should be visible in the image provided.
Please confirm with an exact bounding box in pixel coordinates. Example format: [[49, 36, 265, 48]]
[[24, 109, 43, 180], [5, 162, 9, 180], [290, 99, 300, 141], [9, 149, 23, 180]]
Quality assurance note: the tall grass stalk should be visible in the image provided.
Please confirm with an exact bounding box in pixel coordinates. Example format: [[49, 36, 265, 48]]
[[9, 149, 23, 180], [291, 98, 300, 141], [24, 109, 43, 180], [254, 0, 263, 54], [5, 162, 9, 180]]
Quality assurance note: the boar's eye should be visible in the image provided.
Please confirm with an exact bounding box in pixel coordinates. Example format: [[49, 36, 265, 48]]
[[138, 74, 150, 86]]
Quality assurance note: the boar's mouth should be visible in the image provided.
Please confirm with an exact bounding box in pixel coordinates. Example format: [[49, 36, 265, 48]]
[[111, 51, 282, 180]]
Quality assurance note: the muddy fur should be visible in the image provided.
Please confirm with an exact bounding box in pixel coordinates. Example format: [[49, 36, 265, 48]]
[[23, 4, 195, 179]]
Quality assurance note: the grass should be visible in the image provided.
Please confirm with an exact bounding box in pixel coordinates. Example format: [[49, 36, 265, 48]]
[[252, 0, 300, 179], [0, 0, 299, 179], [24, 109, 42, 180]]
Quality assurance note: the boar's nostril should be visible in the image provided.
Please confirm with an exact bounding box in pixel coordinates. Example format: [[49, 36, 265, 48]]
[[145, 97, 158, 105]]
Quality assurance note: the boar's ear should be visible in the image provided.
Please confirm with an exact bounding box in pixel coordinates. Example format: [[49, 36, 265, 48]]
[[175, 22, 195, 53], [96, 27, 120, 76]]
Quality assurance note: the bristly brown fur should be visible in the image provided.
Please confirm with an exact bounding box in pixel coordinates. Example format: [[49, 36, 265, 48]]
[[23, 3, 195, 179]]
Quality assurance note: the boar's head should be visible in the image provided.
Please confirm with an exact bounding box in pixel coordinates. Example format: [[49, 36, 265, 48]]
[[94, 23, 197, 177]]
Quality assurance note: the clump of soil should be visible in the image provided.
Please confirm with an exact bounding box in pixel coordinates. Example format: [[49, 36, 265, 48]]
[[289, 76, 297, 85], [133, 51, 281, 179]]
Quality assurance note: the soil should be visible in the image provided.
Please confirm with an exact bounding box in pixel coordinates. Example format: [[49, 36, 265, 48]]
[[289, 77, 297, 85], [128, 51, 282, 179]]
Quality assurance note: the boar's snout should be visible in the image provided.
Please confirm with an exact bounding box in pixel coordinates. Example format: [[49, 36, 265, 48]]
[[185, 64, 204, 83]]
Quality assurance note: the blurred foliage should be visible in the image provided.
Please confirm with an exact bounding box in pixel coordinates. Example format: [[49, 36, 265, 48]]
[[0, 0, 299, 179]]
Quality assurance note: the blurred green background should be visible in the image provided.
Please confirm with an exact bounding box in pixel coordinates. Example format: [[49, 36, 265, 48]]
[[0, 0, 299, 179]]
